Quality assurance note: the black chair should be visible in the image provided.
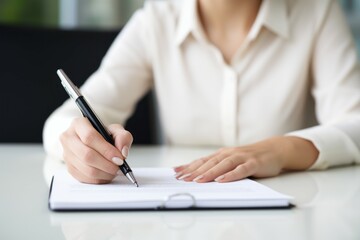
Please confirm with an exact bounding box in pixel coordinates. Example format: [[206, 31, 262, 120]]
[[0, 24, 155, 144]]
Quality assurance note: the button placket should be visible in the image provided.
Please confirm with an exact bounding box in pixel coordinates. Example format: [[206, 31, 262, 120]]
[[221, 67, 238, 146]]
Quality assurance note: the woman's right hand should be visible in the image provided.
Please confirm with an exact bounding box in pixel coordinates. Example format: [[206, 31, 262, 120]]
[[60, 117, 133, 184]]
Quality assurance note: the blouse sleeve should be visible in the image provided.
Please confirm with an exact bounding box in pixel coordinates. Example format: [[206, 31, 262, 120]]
[[43, 8, 153, 159], [287, 0, 360, 169]]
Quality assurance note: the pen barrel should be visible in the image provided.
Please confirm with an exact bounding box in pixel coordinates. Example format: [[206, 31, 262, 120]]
[[120, 161, 132, 173], [76, 97, 133, 175], [75, 96, 114, 144]]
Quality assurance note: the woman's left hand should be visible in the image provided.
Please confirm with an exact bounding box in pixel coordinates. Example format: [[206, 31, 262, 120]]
[[174, 136, 319, 183]]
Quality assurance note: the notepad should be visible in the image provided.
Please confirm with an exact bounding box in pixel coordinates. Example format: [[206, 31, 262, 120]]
[[49, 168, 292, 210]]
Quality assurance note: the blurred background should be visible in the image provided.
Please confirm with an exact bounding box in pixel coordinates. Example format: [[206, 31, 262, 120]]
[[0, 0, 359, 55], [0, 0, 143, 29], [341, 0, 360, 57], [0, 0, 154, 144]]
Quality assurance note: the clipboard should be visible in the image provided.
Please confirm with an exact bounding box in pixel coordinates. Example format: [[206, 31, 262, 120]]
[[48, 168, 293, 211]]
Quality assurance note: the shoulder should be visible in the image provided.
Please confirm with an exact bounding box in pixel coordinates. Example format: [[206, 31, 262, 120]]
[[285, 0, 340, 33], [143, 0, 182, 15], [286, 0, 334, 15], [136, 0, 183, 28], [125, 0, 184, 49]]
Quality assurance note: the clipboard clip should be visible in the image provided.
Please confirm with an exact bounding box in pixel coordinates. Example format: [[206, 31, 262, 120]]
[[158, 193, 196, 209]]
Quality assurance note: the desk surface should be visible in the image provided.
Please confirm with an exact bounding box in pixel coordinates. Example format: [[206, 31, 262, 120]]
[[1, 144, 359, 240]]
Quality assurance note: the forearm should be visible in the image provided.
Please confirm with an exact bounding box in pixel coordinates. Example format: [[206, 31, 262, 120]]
[[278, 136, 319, 171], [43, 100, 79, 159]]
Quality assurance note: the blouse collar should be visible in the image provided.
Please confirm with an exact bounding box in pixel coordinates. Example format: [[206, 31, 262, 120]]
[[175, 0, 289, 46]]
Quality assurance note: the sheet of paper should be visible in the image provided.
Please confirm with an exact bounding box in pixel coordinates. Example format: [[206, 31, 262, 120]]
[[50, 168, 292, 209]]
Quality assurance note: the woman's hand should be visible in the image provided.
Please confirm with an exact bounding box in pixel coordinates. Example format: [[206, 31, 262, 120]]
[[60, 117, 133, 184], [174, 136, 319, 183]]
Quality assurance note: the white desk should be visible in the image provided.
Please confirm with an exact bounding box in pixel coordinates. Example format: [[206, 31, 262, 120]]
[[1, 144, 359, 240]]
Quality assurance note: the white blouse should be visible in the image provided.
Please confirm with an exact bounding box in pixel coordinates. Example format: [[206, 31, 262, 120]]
[[43, 0, 360, 170]]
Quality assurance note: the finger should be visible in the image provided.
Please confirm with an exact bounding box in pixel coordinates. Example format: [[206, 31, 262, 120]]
[[176, 150, 222, 177], [173, 163, 190, 173], [73, 118, 124, 164], [184, 154, 228, 181], [64, 147, 116, 182], [63, 141, 117, 181], [108, 124, 133, 159], [67, 162, 112, 184], [175, 151, 220, 180], [64, 131, 120, 176], [215, 160, 259, 183], [175, 156, 210, 180], [189, 156, 242, 182], [178, 150, 228, 181]]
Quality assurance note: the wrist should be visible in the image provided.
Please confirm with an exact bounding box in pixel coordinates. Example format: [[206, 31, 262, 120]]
[[280, 136, 319, 170]]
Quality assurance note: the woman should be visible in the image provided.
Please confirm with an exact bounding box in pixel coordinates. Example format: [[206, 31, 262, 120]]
[[43, 0, 360, 184]]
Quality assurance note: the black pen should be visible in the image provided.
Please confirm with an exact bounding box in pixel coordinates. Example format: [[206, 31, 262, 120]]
[[56, 69, 139, 187]]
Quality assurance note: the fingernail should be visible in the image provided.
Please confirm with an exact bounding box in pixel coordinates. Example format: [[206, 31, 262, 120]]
[[122, 146, 129, 159], [193, 175, 204, 182], [215, 175, 225, 182], [178, 173, 192, 180], [112, 157, 124, 165], [174, 171, 183, 178], [117, 170, 122, 175]]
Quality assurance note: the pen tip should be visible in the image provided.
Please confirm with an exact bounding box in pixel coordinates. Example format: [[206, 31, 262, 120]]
[[135, 182, 139, 187]]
